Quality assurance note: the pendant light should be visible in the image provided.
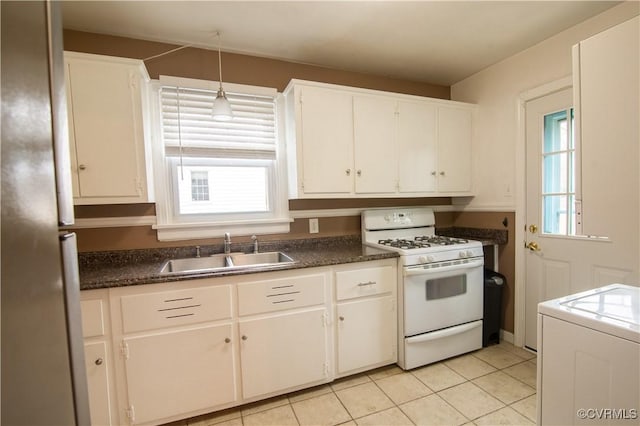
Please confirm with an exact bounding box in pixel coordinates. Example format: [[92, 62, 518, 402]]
[[212, 31, 233, 121]]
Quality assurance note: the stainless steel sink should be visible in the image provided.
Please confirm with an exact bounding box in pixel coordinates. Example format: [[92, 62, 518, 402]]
[[159, 253, 231, 274], [228, 251, 294, 267], [159, 252, 294, 275]]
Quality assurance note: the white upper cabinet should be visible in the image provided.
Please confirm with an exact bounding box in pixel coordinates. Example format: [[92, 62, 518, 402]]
[[437, 106, 473, 193], [397, 101, 438, 193], [353, 95, 398, 194], [64, 52, 153, 204], [294, 85, 354, 194], [573, 16, 639, 238], [285, 80, 474, 198]]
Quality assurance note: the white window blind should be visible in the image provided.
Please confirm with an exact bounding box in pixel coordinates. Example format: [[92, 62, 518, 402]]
[[160, 85, 277, 158]]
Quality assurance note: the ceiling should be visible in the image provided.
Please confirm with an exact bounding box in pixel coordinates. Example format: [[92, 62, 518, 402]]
[[61, 1, 620, 86]]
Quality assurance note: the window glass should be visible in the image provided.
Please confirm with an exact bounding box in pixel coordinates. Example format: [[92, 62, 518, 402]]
[[150, 77, 290, 240], [542, 108, 575, 236]]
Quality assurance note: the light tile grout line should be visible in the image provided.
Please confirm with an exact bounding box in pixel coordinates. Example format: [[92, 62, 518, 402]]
[[181, 342, 537, 426]]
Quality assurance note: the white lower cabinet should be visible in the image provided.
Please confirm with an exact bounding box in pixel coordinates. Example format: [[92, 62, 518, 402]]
[[91, 259, 397, 425], [237, 271, 331, 400], [240, 308, 329, 399], [122, 324, 236, 425], [336, 296, 396, 375], [84, 341, 113, 426], [81, 291, 117, 426], [335, 261, 398, 376]]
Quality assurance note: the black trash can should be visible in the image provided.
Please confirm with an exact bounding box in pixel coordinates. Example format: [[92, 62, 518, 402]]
[[483, 268, 505, 347]]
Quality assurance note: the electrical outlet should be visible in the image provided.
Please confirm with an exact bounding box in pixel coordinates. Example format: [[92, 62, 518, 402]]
[[309, 218, 319, 234]]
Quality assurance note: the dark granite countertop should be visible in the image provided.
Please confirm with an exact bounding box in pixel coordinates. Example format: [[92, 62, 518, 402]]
[[437, 227, 508, 246], [79, 236, 398, 290]]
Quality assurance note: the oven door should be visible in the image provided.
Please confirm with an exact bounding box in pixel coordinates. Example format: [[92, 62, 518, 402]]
[[403, 258, 483, 337]]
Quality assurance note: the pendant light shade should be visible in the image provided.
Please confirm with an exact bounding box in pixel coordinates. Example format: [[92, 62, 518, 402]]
[[213, 31, 233, 121], [213, 88, 233, 121]]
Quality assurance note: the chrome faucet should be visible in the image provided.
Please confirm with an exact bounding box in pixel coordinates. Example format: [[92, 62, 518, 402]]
[[251, 235, 259, 254], [224, 232, 231, 254]]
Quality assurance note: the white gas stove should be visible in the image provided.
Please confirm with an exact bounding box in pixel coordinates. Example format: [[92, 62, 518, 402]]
[[362, 208, 483, 266], [362, 207, 485, 370]]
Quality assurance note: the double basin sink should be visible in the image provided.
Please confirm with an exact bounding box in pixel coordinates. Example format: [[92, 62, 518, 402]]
[[160, 251, 295, 275]]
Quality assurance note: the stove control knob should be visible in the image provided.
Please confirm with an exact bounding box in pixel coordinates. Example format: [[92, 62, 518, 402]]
[[459, 251, 467, 258], [419, 255, 427, 263], [427, 255, 435, 263], [466, 250, 474, 257]]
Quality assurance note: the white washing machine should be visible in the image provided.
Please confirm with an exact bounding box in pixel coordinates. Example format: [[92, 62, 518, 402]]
[[537, 284, 640, 425]]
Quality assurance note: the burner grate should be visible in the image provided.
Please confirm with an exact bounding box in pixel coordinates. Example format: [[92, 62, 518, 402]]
[[377, 235, 468, 250]]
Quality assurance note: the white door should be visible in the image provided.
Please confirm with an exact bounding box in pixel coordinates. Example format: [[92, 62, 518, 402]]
[[336, 296, 396, 375], [299, 86, 353, 194], [123, 324, 236, 424], [353, 95, 397, 194], [84, 341, 113, 426], [524, 88, 631, 350], [397, 101, 437, 193], [239, 307, 329, 399], [66, 59, 143, 198], [437, 106, 472, 192]]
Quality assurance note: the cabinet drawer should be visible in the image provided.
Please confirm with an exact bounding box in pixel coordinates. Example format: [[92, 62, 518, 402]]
[[120, 285, 232, 333], [81, 299, 106, 338], [238, 273, 326, 316], [336, 265, 395, 301]]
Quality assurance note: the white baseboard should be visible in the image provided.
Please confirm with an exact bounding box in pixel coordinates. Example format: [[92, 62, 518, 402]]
[[500, 329, 515, 344]]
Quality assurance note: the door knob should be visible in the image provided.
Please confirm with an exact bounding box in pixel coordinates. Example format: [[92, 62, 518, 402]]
[[95, 358, 103, 366], [526, 241, 541, 252]]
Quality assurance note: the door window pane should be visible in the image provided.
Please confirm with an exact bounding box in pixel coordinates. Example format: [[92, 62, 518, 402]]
[[543, 195, 568, 234], [542, 108, 575, 236], [543, 153, 567, 193]]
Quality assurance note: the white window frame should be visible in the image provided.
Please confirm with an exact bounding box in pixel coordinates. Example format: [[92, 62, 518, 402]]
[[149, 76, 291, 241]]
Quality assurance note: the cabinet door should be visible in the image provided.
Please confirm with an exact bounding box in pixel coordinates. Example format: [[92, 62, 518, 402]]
[[299, 86, 353, 194], [353, 96, 397, 194], [397, 101, 438, 193], [577, 17, 639, 237], [239, 307, 329, 399], [66, 58, 145, 200], [336, 296, 396, 375], [85, 341, 113, 426], [437, 106, 472, 192], [123, 324, 236, 425]]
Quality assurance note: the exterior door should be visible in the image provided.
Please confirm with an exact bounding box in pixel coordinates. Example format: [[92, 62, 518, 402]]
[[524, 88, 631, 350]]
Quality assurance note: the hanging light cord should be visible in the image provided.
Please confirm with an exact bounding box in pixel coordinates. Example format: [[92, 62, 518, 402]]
[[143, 44, 192, 62], [216, 31, 224, 91], [176, 87, 184, 181]]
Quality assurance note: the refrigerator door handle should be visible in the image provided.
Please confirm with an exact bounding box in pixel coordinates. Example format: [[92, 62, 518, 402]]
[[59, 232, 91, 425], [47, 0, 74, 226]]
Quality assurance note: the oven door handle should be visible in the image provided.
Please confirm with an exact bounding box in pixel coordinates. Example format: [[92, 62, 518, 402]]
[[406, 320, 482, 344], [403, 258, 484, 276]]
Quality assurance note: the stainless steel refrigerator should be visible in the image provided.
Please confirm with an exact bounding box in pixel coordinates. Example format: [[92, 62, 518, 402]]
[[1, 1, 91, 424]]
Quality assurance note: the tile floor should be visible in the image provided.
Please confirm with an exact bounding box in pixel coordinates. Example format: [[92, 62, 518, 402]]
[[174, 341, 537, 426]]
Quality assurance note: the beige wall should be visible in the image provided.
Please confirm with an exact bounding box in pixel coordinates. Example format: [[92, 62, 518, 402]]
[[63, 30, 450, 98]]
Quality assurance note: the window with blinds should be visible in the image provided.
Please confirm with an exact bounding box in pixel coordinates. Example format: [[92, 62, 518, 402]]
[[159, 85, 278, 216]]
